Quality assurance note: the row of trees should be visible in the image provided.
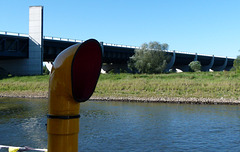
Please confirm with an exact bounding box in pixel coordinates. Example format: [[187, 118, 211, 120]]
[[127, 41, 240, 74]]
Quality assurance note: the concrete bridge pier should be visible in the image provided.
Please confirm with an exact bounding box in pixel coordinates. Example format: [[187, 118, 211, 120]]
[[211, 57, 228, 71], [202, 56, 214, 71], [0, 6, 43, 75], [194, 53, 198, 61], [164, 51, 176, 72], [173, 53, 198, 72]]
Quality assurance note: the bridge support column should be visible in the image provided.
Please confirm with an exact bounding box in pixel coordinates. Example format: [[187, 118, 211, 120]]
[[100, 42, 104, 56], [211, 57, 228, 71], [0, 6, 43, 75], [194, 53, 198, 61], [164, 51, 175, 72], [202, 56, 214, 71]]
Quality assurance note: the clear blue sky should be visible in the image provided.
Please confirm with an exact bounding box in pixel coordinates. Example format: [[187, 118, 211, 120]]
[[1, 0, 239, 58]]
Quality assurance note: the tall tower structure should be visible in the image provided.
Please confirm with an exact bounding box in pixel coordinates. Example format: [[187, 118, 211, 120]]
[[28, 6, 43, 75], [0, 6, 43, 75]]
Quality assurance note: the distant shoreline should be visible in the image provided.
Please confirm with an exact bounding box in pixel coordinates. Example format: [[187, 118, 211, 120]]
[[1, 94, 239, 105], [91, 97, 240, 105], [0, 73, 239, 105]]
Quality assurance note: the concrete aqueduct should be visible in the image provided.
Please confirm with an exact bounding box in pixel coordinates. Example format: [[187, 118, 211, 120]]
[[0, 6, 235, 75]]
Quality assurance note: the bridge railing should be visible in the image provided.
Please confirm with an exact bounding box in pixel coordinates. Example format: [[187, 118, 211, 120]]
[[103, 42, 140, 49], [43, 36, 83, 43], [0, 31, 28, 37]]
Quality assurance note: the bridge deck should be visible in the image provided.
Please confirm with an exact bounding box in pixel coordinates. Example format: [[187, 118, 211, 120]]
[[0, 32, 236, 71], [0, 33, 28, 59]]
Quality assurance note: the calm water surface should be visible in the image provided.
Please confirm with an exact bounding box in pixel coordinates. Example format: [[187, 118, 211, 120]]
[[0, 97, 240, 151]]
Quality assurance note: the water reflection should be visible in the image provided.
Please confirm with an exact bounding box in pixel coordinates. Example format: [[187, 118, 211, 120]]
[[0, 98, 48, 149], [0, 98, 240, 151], [79, 102, 240, 151]]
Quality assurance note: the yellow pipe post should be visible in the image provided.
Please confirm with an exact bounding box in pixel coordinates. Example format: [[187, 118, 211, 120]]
[[47, 39, 102, 152]]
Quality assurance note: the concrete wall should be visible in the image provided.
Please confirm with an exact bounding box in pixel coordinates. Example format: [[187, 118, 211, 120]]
[[0, 6, 43, 75]]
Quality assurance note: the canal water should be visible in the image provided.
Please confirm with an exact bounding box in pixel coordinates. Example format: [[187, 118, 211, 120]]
[[0, 97, 240, 151]]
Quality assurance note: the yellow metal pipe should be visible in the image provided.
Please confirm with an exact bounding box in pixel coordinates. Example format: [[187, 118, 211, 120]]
[[47, 39, 102, 152]]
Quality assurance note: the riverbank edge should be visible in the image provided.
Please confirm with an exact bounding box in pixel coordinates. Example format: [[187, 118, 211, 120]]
[[0, 94, 239, 105]]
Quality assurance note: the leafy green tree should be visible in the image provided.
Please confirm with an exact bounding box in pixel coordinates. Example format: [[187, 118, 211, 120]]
[[189, 61, 201, 72], [233, 55, 240, 73], [128, 41, 169, 74]]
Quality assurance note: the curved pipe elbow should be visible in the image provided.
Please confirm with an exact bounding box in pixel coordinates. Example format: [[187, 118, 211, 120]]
[[48, 39, 102, 116]]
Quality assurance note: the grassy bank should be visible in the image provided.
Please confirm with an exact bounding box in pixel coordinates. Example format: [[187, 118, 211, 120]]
[[95, 72, 240, 100], [0, 72, 240, 101], [0, 75, 49, 98]]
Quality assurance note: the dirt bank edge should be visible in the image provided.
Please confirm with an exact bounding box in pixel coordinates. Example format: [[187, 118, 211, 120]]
[[0, 93, 239, 105]]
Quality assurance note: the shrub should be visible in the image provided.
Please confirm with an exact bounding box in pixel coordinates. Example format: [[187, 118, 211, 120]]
[[189, 61, 201, 72], [233, 55, 240, 73]]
